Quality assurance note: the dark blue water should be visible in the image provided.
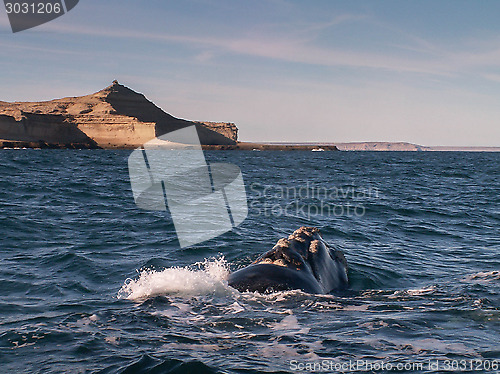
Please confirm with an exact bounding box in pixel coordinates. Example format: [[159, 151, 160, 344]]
[[0, 150, 498, 373]]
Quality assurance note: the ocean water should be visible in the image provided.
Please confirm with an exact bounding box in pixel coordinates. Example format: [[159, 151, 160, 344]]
[[0, 150, 498, 373]]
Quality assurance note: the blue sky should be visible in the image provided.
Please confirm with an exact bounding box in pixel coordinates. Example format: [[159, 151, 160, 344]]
[[1, 0, 499, 146]]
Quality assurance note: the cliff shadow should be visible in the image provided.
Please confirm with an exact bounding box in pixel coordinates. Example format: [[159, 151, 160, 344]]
[[104, 88, 236, 146]]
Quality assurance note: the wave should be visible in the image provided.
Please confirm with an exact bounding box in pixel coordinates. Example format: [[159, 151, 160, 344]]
[[117, 257, 231, 300]]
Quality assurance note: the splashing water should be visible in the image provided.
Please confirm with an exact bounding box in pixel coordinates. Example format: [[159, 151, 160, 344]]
[[118, 257, 231, 300]]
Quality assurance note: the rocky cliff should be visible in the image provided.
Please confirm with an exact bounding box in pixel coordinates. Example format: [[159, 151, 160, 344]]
[[0, 81, 238, 148], [195, 122, 238, 143]]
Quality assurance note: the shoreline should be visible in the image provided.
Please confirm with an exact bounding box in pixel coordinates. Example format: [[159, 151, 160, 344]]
[[0, 139, 498, 152], [0, 140, 338, 151]]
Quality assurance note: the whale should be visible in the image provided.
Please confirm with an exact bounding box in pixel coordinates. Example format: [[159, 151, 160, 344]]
[[228, 227, 348, 294]]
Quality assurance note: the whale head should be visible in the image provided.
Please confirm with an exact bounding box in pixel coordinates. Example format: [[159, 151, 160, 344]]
[[228, 227, 348, 294]]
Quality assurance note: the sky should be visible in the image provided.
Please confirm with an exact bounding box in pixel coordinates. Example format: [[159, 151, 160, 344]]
[[1, 0, 499, 146]]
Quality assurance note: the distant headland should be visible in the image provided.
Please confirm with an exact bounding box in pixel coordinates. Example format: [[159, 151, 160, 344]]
[[263, 142, 500, 152], [0, 82, 497, 151], [0, 80, 239, 149]]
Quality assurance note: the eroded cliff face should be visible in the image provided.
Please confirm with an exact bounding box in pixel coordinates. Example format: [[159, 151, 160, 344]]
[[0, 81, 238, 148]]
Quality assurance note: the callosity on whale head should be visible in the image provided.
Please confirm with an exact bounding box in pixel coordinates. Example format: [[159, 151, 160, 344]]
[[228, 227, 348, 294]]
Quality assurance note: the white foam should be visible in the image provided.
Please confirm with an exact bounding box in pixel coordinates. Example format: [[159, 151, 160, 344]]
[[464, 271, 500, 283], [405, 286, 436, 296], [118, 257, 230, 301], [388, 286, 436, 298]]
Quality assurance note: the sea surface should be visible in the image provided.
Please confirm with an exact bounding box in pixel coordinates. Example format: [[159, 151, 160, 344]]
[[0, 150, 499, 373]]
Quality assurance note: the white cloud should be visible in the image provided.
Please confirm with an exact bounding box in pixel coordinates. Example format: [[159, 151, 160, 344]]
[[28, 15, 500, 82]]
